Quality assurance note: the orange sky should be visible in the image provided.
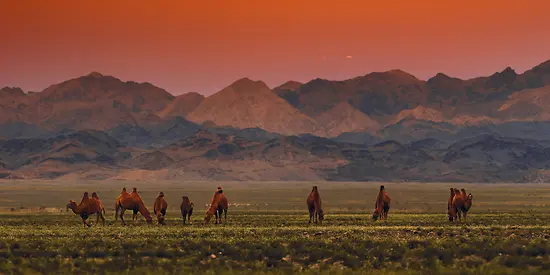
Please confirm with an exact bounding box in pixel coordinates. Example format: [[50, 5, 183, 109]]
[[1, 0, 549, 95]]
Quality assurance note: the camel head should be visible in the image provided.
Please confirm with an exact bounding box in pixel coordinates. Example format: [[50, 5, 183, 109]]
[[312, 186, 318, 192], [204, 207, 215, 224], [380, 185, 385, 192], [66, 200, 77, 212], [132, 188, 137, 193], [121, 187, 127, 193], [158, 192, 164, 197], [465, 193, 473, 208], [156, 213, 165, 224], [204, 212, 213, 224], [318, 209, 324, 222], [217, 186, 223, 194]]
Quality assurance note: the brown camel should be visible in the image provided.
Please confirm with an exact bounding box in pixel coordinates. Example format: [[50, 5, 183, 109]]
[[372, 185, 391, 221], [307, 186, 324, 224], [180, 196, 194, 224], [115, 187, 153, 225], [153, 192, 168, 225], [450, 188, 466, 222], [67, 192, 105, 227], [205, 187, 228, 224]]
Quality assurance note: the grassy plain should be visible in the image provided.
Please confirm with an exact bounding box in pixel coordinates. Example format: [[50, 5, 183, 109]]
[[0, 181, 550, 274]]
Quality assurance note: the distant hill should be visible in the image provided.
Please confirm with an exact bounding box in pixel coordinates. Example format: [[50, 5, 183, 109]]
[[186, 78, 323, 136], [156, 92, 205, 118], [2, 59, 550, 181]]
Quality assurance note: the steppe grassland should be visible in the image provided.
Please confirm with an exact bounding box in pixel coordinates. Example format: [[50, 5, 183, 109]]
[[0, 181, 550, 274]]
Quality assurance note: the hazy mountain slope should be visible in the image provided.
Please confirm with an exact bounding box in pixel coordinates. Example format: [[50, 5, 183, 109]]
[[314, 102, 379, 137], [156, 92, 205, 118], [17, 72, 174, 130], [187, 78, 323, 136]]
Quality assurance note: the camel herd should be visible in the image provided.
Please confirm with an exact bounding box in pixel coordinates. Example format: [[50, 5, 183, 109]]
[[66, 186, 228, 227], [66, 185, 473, 227]]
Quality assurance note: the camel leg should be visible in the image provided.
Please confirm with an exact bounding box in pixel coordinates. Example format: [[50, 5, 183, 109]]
[[133, 209, 139, 225], [316, 210, 320, 223], [100, 212, 105, 226], [182, 210, 186, 224], [215, 210, 219, 224], [82, 217, 91, 227], [96, 213, 100, 226], [224, 209, 227, 223], [308, 208, 313, 224], [119, 208, 127, 225]]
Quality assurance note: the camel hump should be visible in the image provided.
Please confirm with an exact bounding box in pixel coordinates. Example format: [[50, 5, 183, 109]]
[[122, 187, 127, 192], [380, 185, 385, 191], [158, 192, 164, 197], [132, 188, 138, 193], [92, 192, 99, 199], [83, 192, 89, 197]]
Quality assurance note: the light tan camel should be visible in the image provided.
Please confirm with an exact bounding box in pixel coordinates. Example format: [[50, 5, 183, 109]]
[[115, 187, 152, 225], [67, 192, 105, 227], [205, 187, 228, 224]]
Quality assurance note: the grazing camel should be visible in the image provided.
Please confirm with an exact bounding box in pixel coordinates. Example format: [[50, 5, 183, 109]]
[[180, 196, 194, 224], [67, 192, 105, 227], [115, 187, 153, 225], [153, 192, 168, 225], [205, 187, 228, 224], [372, 185, 391, 221], [307, 186, 324, 224]]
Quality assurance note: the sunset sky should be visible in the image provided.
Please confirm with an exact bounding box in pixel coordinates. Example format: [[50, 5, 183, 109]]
[[1, 0, 549, 95]]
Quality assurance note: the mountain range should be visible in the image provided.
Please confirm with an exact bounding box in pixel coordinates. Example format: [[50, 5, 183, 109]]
[[2, 59, 550, 181]]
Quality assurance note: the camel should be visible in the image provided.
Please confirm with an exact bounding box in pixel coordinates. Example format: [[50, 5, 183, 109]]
[[450, 188, 474, 222], [372, 185, 391, 221], [205, 187, 228, 224], [180, 196, 194, 224], [115, 187, 153, 225], [307, 186, 324, 224], [67, 192, 105, 227], [153, 192, 168, 225]]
